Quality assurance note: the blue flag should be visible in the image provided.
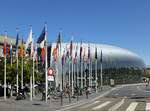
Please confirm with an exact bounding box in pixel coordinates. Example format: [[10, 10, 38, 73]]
[[37, 27, 46, 43], [100, 50, 102, 63], [16, 33, 19, 50]]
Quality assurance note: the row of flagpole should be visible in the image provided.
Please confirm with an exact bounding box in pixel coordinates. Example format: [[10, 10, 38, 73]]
[[2, 24, 103, 102]]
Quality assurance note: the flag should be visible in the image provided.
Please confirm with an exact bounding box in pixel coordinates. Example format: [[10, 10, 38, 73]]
[[3, 35, 7, 57], [73, 45, 78, 64], [80, 41, 82, 62], [15, 33, 19, 56], [52, 47, 58, 62], [62, 50, 65, 66], [10, 43, 12, 58], [20, 38, 24, 57], [70, 40, 73, 61], [25, 28, 32, 51], [41, 47, 45, 65], [56, 32, 61, 49], [30, 39, 34, 57], [47, 44, 52, 67], [65, 45, 69, 63], [33, 44, 38, 62], [16, 33, 19, 49], [37, 27, 46, 64], [37, 27, 46, 44], [100, 50, 103, 63], [83, 47, 86, 62], [88, 44, 90, 63], [95, 46, 97, 60]]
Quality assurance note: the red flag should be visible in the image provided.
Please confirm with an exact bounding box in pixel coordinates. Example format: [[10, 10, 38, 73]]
[[41, 48, 45, 65]]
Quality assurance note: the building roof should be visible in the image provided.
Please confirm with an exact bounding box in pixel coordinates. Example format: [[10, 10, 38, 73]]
[[0, 35, 22, 46]]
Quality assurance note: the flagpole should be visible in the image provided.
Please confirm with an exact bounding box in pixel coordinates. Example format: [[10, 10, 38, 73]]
[[69, 60, 70, 87], [100, 61, 103, 90], [21, 51, 24, 89], [62, 62, 63, 91], [30, 57, 33, 101], [10, 43, 12, 67], [29, 27, 33, 101], [91, 59, 92, 88], [88, 59, 90, 87], [84, 62, 86, 88], [4, 51, 6, 100], [16, 44, 19, 95], [81, 58, 83, 89], [71, 60, 74, 96], [4, 33, 7, 100], [95, 59, 97, 92], [33, 55, 35, 98], [100, 50, 103, 90], [45, 25, 48, 102], [77, 57, 79, 87]]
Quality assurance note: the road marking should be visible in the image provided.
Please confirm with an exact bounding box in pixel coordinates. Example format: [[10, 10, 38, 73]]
[[145, 103, 150, 111], [131, 93, 136, 96], [108, 98, 125, 111], [125, 102, 138, 111], [92, 101, 111, 110], [80, 101, 100, 109]]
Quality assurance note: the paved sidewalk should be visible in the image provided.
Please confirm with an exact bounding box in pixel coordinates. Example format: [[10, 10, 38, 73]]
[[0, 86, 111, 111]]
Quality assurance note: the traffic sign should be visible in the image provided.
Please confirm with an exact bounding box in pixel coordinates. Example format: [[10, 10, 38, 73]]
[[48, 67, 54, 76], [47, 76, 54, 81]]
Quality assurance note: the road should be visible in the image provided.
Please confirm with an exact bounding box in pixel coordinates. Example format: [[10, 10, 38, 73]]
[[62, 84, 150, 111]]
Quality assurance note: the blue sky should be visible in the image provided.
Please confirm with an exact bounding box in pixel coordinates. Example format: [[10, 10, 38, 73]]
[[0, 0, 150, 65]]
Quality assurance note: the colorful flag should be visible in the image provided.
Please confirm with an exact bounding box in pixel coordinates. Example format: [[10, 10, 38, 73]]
[[37, 27, 46, 64], [20, 38, 24, 57], [83, 47, 86, 62], [10, 43, 12, 58], [73, 45, 78, 64], [70, 40, 73, 61], [88, 44, 90, 63], [41, 47, 45, 65], [52, 47, 58, 62], [34, 44, 38, 62], [80, 41, 82, 62], [37, 27, 46, 44], [62, 50, 65, 66], [95, 46, 97, 60], [3, 35, 7, 57]]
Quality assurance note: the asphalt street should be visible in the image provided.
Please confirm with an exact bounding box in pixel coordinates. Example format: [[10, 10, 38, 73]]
[[1, 84, 150, 111], [61, 84, 150, 111]]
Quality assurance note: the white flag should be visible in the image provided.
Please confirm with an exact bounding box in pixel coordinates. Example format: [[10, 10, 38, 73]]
[[25, 27, 32, 51]]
